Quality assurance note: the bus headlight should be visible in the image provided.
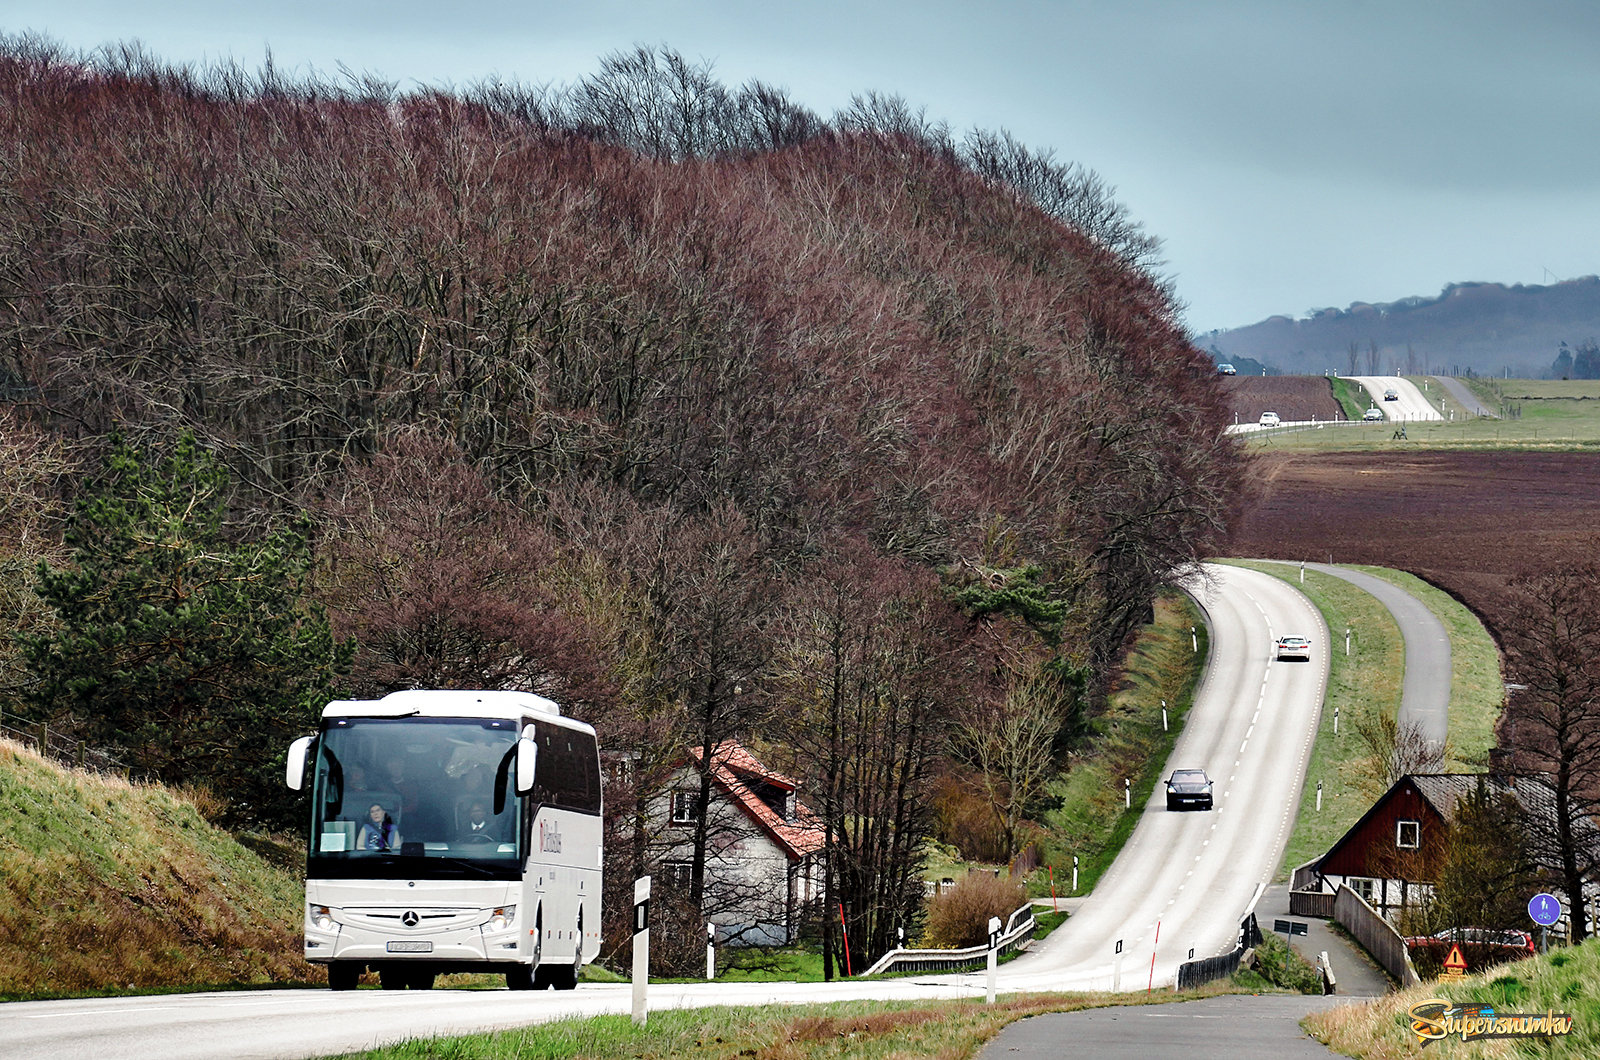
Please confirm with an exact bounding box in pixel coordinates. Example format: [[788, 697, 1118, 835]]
[[310, 904, 335, 932], [487, 906, 516, 932]]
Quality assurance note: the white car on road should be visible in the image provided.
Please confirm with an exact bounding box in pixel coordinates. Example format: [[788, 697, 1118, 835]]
[[1258, 411, 1280, 427], [1275, 635, 1312, 661]]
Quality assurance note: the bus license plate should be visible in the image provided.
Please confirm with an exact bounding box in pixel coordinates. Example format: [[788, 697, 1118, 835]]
[[386, 941, 433, 953]]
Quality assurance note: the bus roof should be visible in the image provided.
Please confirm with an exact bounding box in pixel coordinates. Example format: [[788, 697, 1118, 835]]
[[321, 689, 572, 725]]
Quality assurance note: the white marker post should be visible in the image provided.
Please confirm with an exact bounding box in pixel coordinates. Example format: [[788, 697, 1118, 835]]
[[706, 921, 715, 981], [986, 916, 1002, 1004], [632, 876, 650, 1026], [1316, 781, 1323, 812], [1113, 938, 1123, 992], [1124, 778, 1130, 809], [1072, 854, 1079, 894], [1161, 699, 1168, 732]]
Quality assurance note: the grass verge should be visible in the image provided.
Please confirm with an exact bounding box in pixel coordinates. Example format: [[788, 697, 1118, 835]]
[[1303, 937, 1600, 1059], [321, 982, 1253, 1060], [0, 737, 318, 1000], [1330, 376, 1369, 419], [1223, 562, 1403, 878], [1033, 592, 1209, 898]]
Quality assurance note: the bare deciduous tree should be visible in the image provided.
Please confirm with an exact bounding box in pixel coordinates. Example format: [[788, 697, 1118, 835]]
[[1499, 563, 1600, 942]]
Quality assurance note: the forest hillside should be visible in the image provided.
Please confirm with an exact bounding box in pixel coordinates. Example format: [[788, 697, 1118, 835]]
[[0, 38, 1244, 973]]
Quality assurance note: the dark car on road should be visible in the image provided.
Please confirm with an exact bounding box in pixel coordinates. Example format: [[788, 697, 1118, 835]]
[[1166, 768, 1214, 811]]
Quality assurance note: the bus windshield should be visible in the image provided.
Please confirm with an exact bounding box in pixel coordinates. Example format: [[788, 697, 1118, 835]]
[[308, 717, 522, 873]]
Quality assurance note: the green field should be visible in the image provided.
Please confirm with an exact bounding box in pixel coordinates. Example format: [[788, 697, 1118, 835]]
[[1248, 377, 1600, 451]]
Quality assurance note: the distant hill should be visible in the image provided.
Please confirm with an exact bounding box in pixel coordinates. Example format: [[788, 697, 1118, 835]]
[[1196, 276, 1600, 378]]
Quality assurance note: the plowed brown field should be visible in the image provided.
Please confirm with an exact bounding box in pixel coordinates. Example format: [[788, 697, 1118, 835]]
[[1220, 376, 1345, 425], [1227, 450, 1600, 639]]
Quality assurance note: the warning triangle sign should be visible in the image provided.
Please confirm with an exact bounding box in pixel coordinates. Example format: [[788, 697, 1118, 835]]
[[1443, 944, 1468, 975]]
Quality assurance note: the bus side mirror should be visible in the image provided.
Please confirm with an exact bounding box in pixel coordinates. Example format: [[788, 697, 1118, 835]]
[[286, 735, 314, 791], [515, 736, 538, 797]]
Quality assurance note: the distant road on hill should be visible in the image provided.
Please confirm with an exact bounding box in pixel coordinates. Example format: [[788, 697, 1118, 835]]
[[1431, 376, 1498, 417], [1345, 376, 1442, 423]]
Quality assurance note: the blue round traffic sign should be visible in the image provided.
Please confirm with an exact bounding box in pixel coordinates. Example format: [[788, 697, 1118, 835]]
[[1529, 892, 1561, 927]]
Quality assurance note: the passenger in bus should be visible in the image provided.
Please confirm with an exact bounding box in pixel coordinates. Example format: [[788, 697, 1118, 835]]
[[360, 803, 398, 850]]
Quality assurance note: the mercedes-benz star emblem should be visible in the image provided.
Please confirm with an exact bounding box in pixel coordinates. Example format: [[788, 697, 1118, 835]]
[[402, 911, 419, 927]]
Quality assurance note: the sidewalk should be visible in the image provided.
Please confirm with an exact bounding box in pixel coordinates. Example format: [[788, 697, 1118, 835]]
[[1256, 883, 1392, 997]]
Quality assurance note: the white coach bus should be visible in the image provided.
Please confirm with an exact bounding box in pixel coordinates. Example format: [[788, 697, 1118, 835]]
[[285, 689, 601, 990]]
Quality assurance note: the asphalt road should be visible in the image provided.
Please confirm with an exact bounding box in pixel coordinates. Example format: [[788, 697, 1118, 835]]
[[1346, 375, 1444, 423], [1430, 375, 1497, 417], [977, 994, 1348, 1059], [0, 564, 1336, 1059]]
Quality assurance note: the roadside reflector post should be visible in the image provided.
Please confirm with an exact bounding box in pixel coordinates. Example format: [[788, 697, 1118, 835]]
[[1072, 855, 1079, 894], [1113, 938, 1123, 992], [1345, 627, 1351, 656], [987, 916, 1002, 1003], [706, 921, 715, 981], [632, 876, 650, 1026], [1191, 626, 1197, 653], [1161, 699, 1168, 732], [1300, 561, 1305, 584], [1334, 705, 1339, 735], [1124, 778, 1130, 809], [1316, 781, 1323, 812]]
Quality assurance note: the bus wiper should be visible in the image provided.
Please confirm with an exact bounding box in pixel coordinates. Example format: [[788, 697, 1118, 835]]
[[427, 856, 502, 879]]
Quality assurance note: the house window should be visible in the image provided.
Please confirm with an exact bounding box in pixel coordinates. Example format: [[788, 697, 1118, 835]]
[[663, 860, 692, 891], [1348, 877, 1379, 903], [1396, 819, 1420, 849], [671, 790, 701, 825]]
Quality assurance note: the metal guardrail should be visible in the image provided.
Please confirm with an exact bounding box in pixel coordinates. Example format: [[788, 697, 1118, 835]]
[[861, 902, 1036, 976], [1175, 883, 1268, 992]]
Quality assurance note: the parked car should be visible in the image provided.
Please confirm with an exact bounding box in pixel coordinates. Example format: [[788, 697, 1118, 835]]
[[1258, 411, 1281, 427], [1275, 635, 1312, 661], [1362, 407, 1384, 421], [1384, 388, 1399, 401], [1404, 927, 1535, 958], [1217, 363, 1237, 375], [1165, 768, 1214, 811]]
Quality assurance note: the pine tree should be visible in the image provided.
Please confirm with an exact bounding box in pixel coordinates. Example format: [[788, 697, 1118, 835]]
[[20, 432, 352, 825]]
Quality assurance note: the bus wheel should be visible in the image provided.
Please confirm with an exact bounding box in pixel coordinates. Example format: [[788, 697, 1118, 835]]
[[410, 970, 436, 990], [506, 965, 534, 991], [328, 963, 361, 991], [551, 966, 578, 991], [379, 966, 409, 990]]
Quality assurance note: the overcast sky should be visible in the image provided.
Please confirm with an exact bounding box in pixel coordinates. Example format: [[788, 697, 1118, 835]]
[[6, 0, 1597, 333]]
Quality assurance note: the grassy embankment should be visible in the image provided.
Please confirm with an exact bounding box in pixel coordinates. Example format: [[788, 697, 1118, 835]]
[[0, 737, 318, 999], [1252, 378, 1600, 452], [1226, 560, 1502, 877], [1304, 937, 1600, 1059], [1029, 592, 1209, 899], [320, 981, 1253, 1060], [1329, 376, 1371, 420]]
